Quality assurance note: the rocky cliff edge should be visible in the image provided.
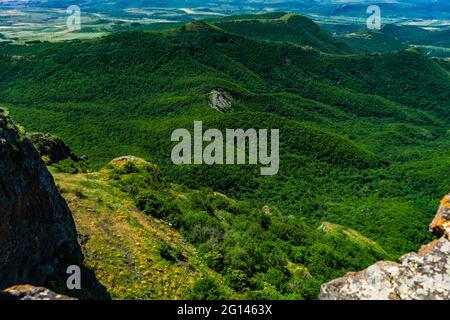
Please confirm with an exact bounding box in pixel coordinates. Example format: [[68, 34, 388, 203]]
[[0, 109, 108, 299]]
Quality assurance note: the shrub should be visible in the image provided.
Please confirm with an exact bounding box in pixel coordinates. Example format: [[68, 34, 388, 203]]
[[190, 277, 227, 300], [135, 190, 180, 219], [158, 243, 184, 263]]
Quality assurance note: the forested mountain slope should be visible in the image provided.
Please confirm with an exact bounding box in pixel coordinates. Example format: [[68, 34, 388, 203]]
[[0, 13, 448, 299]]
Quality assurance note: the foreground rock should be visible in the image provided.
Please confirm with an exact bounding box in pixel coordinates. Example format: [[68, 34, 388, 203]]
[[320, 193, 450, 300], [0, 109, 108, 299], [2, 285, 76, 300]]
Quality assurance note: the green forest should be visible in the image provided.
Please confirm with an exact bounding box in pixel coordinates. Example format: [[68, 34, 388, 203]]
[[0, 13, 449, 299]]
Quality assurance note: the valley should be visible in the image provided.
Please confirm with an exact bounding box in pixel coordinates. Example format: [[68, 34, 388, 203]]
[[0, 8, 448, 299], [1, 1, 450, 58]]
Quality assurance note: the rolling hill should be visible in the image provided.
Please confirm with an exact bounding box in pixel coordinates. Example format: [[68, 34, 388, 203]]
[[212, 12, 353, 54]]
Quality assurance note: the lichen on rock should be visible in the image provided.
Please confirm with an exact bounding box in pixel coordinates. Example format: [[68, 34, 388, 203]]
[[430, 193, 450, 238], [2, 285, 77, 300], [320, 193, 450, 300]]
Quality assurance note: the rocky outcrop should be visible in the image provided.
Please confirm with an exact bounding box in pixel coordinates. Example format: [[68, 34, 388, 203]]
[[0, 109, 108, 299], [429, 193, 450, 238], [111, 155, 147, 166], [320, 193, 450, 300], [27, 132, 83, 164], [209, 89, 232, 112], [2, 285, 77, 300]]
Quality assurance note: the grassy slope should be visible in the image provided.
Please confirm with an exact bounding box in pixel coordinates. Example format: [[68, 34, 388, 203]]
[[52, 166, 231, 300], [319, 222, 387, 257]]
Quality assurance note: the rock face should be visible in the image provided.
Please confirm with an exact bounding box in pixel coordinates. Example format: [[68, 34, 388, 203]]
[[209, 89, 232, 112], [320, 193, 450, 300], [429, 193, 450, 238], [0, 110, 107, 299], [27, 132, 82, 164]]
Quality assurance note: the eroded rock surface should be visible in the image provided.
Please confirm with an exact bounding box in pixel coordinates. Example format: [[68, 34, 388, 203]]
[[320, 193, 450, 300], [209, 89, 232, 112]]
